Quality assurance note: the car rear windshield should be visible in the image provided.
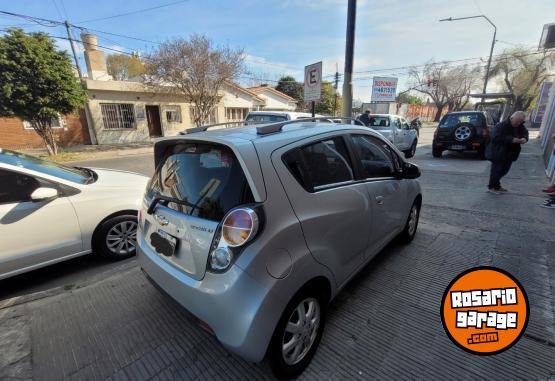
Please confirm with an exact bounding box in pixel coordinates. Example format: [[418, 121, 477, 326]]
[[147, 143, 254, 222], [440, 113, 482, 128], [245, 114, 287, 124], [368, 116, 390, 129]]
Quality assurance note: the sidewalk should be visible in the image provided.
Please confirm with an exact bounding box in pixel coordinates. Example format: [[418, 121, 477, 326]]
[[1, 139, 553, 381], [21, 142, 154, 162]]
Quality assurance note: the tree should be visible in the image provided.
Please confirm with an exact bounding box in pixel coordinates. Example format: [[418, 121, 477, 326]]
[[0, 29, 86, 155], [409, 61, 481, 121], [396, 92, 425, 105], [146, 34, 244, 126], [106, 54, 145, 80], [314, 81, 342, 115], [490, 47, 555, 112], [275, 75, 304, 106]]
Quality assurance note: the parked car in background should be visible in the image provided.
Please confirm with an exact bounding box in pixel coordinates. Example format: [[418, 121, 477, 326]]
[[0, 149, 149, 280], [138, 119, 422, 379], [432, 111, 494, 159], [245, 111, 317, 124], [367, 114, 419, 158]]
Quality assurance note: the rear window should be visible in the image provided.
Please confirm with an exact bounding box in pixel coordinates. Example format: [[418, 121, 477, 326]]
[[147, 143, 254, 222], [245, 114, 287, 124], [440, 113, 482, 128], [368, 116, 391, 129]]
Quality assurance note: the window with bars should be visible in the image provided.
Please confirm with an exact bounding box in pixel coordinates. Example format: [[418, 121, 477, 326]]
[[100, 103, 136, 129], [189, 107, 217, 125], [166, 105, 182, 123], [225, 107, 249, 122]]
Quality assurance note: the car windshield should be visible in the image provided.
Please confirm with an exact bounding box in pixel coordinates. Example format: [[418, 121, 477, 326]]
[[245, 114, 287, 124], [0, 149, 92, 184], [368, 116, 391, 129], [147, 142, 254, 222], [440, 113, 481, 128]]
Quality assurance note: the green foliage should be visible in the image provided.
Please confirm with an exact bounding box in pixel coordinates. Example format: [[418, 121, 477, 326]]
[[0, 29, 85, 154], [107, 54, 145, 80], [314, 81, 342, 115], [275, 75, 304, 104], [396, 93, 424, 105], [275, 76, 341, 115]]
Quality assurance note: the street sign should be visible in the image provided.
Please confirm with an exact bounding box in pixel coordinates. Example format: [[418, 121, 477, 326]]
[[371, 76, 398, 102], [304, 61, 322, 102]]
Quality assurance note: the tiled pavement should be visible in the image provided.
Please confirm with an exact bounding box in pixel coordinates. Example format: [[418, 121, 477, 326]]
[[1, 140, 554, 380]]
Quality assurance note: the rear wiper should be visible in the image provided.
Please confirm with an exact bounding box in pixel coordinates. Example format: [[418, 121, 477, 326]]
[[147, 195, 195, 215]]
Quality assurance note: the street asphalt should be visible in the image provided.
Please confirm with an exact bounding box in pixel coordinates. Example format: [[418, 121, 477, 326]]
[[1, 127, 553, 380]]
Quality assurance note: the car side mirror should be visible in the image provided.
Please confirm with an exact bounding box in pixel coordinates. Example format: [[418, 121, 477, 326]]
[[30, 187, 59, 201], [402, 162, 421, 179]]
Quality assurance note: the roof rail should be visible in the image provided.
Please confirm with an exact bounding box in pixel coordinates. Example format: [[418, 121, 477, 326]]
[[255, 116, 364, 135], [179, 121, 246, 135]]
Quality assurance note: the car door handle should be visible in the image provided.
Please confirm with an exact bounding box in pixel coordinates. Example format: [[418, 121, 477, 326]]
[[375, 196, 384, 205]]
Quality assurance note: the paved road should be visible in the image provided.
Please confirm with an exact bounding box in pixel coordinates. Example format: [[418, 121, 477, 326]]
[[1, 127, 553, 380]]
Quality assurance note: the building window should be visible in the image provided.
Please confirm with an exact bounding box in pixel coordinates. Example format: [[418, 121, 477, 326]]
[[100, 103, 136, 129], [166, 105, 182, 123], [225, 107, 249, 122], [189, 107, 217, 125], [23, 117, 63, 129]]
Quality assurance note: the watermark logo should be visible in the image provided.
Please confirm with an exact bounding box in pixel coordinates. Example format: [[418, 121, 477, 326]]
[[441, 266, 529, 355]]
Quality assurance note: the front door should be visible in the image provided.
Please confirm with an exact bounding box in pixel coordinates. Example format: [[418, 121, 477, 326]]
[[0, 169, 82, 279], [349, 134, 406, 256], [146, 105, 163, 137]]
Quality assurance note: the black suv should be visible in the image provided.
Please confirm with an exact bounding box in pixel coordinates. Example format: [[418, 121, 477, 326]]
[[432, 111, 494, 159]]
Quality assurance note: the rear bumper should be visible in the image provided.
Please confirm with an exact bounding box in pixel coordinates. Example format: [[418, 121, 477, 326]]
[[138, 236, 284, 362], [433, 139, 485, 151]]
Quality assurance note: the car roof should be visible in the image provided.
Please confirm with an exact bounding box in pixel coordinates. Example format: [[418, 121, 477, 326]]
[[444, 111, 484, 115], [157, 122, 382, 152]]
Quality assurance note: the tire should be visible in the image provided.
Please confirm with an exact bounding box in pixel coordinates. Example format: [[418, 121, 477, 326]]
[[432, 144, 442, 158], [398, 200, 420, 243], [94, 214, 138, 259], [269, 288, 327, 380], [453, 122, 475, 142], [404, 140, 417, 158]]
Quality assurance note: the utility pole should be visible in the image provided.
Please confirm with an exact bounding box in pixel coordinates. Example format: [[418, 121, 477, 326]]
[[64, 21, 82, 79], [342, 0, 356, 117], [333, 63, 339, 116], [64, 20, 98, 144]]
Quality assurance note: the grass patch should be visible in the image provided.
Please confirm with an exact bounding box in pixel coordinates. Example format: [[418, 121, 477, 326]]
[[39, 151, 83, 163], [63, 284, 76, 291]]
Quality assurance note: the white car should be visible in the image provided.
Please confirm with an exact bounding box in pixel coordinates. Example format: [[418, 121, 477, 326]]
[[367, 114, 418, 158], [0, 149, 149, 280], [245, 111, 322, 124]]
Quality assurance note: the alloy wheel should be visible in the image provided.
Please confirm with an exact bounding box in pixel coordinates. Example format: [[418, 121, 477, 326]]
[[105, 220, 137, 255], [408, 205, 418, 236], [282, 297, 321, 365]]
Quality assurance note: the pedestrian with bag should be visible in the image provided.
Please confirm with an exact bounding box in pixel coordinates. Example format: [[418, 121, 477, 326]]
[[486, 111, 528, 194]]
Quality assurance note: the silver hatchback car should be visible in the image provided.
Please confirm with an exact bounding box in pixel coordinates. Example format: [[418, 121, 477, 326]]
[[138, 119, 422, 379]]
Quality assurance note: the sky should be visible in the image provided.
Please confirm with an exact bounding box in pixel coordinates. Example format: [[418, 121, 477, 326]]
[[1, 0, 554, 102]]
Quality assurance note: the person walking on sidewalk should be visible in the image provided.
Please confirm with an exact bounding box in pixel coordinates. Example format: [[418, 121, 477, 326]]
[[486, 111, 529, 194], [358, 110, 371, 126]]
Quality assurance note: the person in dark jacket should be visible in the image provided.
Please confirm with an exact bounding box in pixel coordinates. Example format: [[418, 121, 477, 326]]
[[486, 111, 528, 194], [358, 110, 371, 126]]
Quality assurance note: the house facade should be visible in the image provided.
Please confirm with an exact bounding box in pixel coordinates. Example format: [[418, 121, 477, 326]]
[[82, 34, 267, 144], [246, 85, 297, 111]]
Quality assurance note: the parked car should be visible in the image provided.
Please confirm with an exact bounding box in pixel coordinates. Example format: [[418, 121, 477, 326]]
[[367, 114, 419, 158], [432, 111, 494, 159], [138, 120, 422, 379], [245, 111, 318, 124], [0, 149, 149, 280]]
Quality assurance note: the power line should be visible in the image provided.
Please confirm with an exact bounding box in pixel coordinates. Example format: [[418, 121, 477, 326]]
[[76, 0, 189, 23]]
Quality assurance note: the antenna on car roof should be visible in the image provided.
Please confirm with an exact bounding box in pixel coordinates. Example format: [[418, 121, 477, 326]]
[[255, 116, 364, 135], [180, 121, 247, 135]]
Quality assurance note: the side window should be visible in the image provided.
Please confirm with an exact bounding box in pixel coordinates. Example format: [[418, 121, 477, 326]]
[[402, 119, 410, 130], [283, 137, 354, 191], [351, 135, 396, 178], [0, 169, 41, 204]]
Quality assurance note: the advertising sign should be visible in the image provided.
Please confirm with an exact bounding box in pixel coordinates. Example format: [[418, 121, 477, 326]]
[[371, 76, 398, 102], [533, 81, 552, 124], [304, 61, 322, 102]]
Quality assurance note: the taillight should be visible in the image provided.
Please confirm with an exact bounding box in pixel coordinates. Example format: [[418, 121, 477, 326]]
[[207, 207, 259, 272], [222, 208, 259, 247]]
